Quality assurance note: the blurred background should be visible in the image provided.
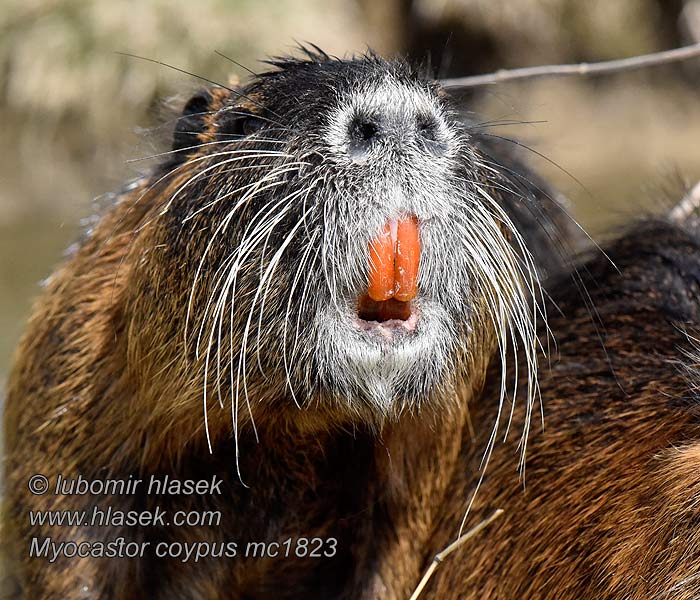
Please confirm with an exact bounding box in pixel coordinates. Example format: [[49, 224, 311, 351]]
[[1, 0, 700, 389]]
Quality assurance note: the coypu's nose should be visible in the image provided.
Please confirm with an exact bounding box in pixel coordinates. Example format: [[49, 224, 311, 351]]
[[347, 112, 446, 159], [358, 216, 420, 323]]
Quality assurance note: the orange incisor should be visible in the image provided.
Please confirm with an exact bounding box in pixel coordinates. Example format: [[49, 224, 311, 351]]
[[367, 215, 420, 303]]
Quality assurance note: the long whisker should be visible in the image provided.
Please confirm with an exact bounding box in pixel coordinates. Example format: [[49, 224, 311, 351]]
[[254, 178, 319, 376], [126, 137, 290, 164], [115, 52, 285, 124]]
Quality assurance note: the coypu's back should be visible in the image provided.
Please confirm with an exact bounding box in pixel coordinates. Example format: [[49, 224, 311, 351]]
[[421, 213, 700, 598]]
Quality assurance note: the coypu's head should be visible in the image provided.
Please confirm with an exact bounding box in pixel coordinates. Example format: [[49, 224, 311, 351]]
[[128, 48, 541, 444]]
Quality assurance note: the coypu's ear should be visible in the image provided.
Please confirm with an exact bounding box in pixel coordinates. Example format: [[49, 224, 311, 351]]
[[171, 89, 213, 154]]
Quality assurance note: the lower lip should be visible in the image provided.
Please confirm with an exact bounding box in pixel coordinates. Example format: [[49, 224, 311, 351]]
[[353, 309, 419, 340]]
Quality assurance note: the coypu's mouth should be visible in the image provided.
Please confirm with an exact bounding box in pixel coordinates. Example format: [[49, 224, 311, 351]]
[[356, 214, 420, 330], [354, 296, 419, 339], [357, 295, 414, 322]]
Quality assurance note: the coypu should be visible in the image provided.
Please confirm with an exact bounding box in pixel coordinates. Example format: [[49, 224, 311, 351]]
[[0, 45, 651, 599]]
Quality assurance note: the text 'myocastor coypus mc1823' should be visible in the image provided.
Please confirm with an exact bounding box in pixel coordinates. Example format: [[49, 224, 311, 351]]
[[4, 48, 699, 599]]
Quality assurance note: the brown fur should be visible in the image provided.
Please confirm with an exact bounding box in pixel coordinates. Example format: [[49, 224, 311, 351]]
[[5, 54, 699, 599], [424, 219, 700, 599], [7, 209, 700, 599]]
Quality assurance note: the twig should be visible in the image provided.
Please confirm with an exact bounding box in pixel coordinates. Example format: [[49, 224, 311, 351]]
[[408, 508, 504, 600], [670, 181, 700, 223], [441, 42, 700, 88]]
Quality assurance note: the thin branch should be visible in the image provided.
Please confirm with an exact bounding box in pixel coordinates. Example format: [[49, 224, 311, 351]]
[[670, 181, 700, 223], [441, 43, 700, 88], [408, 508, 504, 600]]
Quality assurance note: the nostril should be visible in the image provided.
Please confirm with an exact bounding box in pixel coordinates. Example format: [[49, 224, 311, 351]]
[[350, 117, 380, 144], [416, 114, 438, 141], [416, 113, 447, 156]]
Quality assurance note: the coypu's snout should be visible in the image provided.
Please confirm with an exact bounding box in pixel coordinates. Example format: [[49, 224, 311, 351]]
[[358, 215, 420, 323]]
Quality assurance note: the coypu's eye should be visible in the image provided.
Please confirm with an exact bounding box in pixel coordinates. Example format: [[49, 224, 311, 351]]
[[241, 116, 265, 136], [219, 112, 266, 138]]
